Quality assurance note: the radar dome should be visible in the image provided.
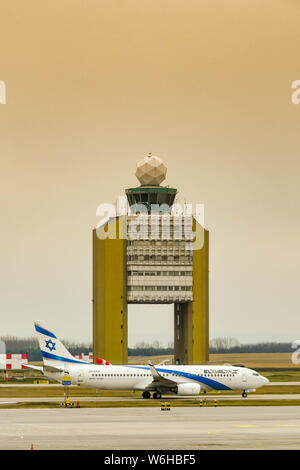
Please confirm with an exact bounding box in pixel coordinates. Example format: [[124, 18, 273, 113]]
[[135, 153, 167, 186]]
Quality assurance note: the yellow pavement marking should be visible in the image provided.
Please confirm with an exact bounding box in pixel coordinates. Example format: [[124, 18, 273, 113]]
[[275, 424, 296, 427], [233, 425, 256, 428]]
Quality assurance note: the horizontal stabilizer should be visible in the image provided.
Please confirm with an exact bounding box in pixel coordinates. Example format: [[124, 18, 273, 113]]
[[25, 364, 63, 373], [44, 365, 64, 373], [25, 364, 43, 372]]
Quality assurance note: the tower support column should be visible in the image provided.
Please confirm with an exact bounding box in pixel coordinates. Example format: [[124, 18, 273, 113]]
[[174, 228, 209, 365], [93, 217, 128, 364]]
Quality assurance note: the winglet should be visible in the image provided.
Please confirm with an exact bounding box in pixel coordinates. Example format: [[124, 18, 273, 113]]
[[158, 359, 170, 366], [148, 360, 161, 379]]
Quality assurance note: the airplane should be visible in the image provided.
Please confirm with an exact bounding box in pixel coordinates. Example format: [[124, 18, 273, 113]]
[[27, 322, 269, 399]]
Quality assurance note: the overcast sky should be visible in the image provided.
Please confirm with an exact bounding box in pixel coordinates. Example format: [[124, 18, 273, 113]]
[[0, 0, 299, 347]]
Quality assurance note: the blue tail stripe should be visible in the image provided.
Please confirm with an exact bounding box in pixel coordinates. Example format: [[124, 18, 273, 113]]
[[35, 324, 57, 339], [41, 351, 88, 364]]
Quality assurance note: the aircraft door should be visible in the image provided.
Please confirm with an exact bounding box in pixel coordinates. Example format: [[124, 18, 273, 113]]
[[77, 371, 85, 385]]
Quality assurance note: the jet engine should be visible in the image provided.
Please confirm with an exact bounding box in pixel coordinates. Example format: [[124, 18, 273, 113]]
[[177, 383, 201, 396]]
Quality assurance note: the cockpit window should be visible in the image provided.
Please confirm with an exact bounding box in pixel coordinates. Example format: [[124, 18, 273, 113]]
[[252, 373, 259, 376]]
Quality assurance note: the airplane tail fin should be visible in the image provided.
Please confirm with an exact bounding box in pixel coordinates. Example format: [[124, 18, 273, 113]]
[[34, 322, 89, 368]]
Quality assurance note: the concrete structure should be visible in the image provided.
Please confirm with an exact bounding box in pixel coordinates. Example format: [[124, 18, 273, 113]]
[[93, 154, 209, 365], [93, 217, 128, 365]]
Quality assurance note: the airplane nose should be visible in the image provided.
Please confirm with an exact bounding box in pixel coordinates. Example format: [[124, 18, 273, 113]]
[[263, 376, 269, 384]]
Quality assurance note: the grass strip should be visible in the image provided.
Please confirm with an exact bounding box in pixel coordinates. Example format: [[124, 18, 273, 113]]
[[1, 399, 300, 410]]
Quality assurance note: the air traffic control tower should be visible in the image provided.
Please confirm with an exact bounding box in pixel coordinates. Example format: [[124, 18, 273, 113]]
[[93, 154, 209, 365]]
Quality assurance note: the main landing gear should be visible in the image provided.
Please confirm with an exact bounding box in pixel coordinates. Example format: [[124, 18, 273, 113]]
[[242, 391, 248, 398], [142, 391, 162, 399]]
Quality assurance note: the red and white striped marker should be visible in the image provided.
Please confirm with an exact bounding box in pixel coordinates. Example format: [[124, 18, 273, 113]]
[[0, 353, 28, 370]]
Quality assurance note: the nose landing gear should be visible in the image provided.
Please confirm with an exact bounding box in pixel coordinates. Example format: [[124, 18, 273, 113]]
[[242, 391, 248, 398]]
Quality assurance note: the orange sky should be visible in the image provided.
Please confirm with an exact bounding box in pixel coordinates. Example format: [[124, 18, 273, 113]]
[[0, 0, 299, 345]]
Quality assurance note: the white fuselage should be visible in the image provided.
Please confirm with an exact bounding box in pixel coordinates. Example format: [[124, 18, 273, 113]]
[[45, 363, 268, 395]]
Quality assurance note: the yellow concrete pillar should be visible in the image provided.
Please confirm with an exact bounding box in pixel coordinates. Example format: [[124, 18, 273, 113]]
[[93, 216, 128, 364], [174, 221, 209, 365], [192, 226, 209, 364]]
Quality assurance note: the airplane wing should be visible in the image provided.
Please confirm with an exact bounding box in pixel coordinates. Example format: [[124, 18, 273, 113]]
[[144, 361, 178, 390]]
